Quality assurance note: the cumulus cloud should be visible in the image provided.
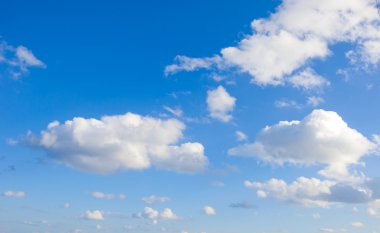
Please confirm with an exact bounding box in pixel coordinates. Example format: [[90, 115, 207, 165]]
[[133, 207, 177, 224], [166, 0, 380, 87], [288, 68, 330, 90], [0, 39, 45, 79], [2, 191, 26, 198], [203, 206, 216, 215], [229, 109, 376, 182], [25, 112, 208, 174], [142, 195, 170, 204], [207, 86, 236, 122], [91, 192, 126, 200], [83, 210, 104, 220]]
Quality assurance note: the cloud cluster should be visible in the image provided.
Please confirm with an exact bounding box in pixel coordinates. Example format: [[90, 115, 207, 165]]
[[26, 112, 208, 174], [0, 39, 45, 79], [133, 207, 177, 224], [207, 86, 236, 122], [229, 109, 376, 182], [166, 0, 380, 88]]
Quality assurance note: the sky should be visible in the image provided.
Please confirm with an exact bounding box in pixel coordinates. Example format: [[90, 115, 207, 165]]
[[1, 0, 380, 232]]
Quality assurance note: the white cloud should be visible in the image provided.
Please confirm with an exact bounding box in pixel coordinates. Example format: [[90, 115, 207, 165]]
[[288, 68, 330, 90], [368, 200, 380, 217], [134, 207, 177, 224], [84, 210, 104, 220], [166, 0, 380, 87], [91, 192, 126, 200], [307, 96, 325, 107], [142, 195, 170, 204], [26, 112, 208, 174], [235, 131, 248, 142], [351, 222, 364, 228], [0, 39, 45, 79], [207, 86, 236, 122], [163, 106, 183, 117], [63, 203, 70, 208], [246, 177, 335, 208], [164, 55, 222, 76], [203, 206, 216, 215], [275, 99, 301, 109], [229, 109, 376, 182], [3, 191, 26, 198]]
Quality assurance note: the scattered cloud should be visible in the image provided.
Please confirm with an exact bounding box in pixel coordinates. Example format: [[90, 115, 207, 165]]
[[351, 221, 364, 228], [3, 191, 26, 198], [133, 207, 177, 224], [25, 112, 208, 174], [142, 195, 170, 204], [229, 109, 376, 182], [235, 131, 248, 142], [307, 96, 325, 107], [0, 39, 45, 79], [203, 206, 216, 215], [91, 192, 126, 200], [229, 201, 255, 209], [207, 86, 236, 122], [83, 210, 104, 220], [163, 106, 183, 117], [275, 99, 301, 109], [166, 0, 380, 88]]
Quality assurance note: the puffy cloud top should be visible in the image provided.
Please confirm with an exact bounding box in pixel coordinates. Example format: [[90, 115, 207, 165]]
[[27, 112, 208, 174]]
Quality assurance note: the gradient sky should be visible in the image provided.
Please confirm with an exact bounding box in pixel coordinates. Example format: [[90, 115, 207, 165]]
[[1, 0, 380, 233]]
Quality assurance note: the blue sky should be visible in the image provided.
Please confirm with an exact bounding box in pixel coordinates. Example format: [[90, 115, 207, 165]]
[[1, 0, 380, 232]]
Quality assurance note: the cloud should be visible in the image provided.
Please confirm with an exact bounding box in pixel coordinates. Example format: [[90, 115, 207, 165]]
[[307, 96, 324, 107], [142, 195, 170, 204], [229, 109, 376, 182], [229, 201, 255, 209], [164, 55, 222, 76], [83, 210, 104, 220], [0, 39, 45, 79], [91, 192, 126, 200], [245, 177, 335, 208], [351, 221, 364, 228], [25, 112, 208, 174], [2, 191, 26, 198], [133, 207, 177, 224], [163, 106, 183, 117], [203, 206, 216, 215], [207, 86, 236, 122], [274, 99, 301, 109], [288, 68, 330, 90], [368, 199, 380, 217], [235, 131, 248, 142], [166, 0, 380, 87]]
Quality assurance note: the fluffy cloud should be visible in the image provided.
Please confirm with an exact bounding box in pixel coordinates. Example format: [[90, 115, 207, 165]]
[[166, 0, 380, 87], [0, 39, 45, 79], [26, 112, 208, 174], [207, 86, 236, 122], [134, 207, 177, 224], [245, 177, 335, 207], [91, 192, 126, 200], [142, 195, 170, 204], [203, 206, 216, 215], [2, 191, 26, 198], [229, 109, 376, 182], [83, 210, 104, 220]]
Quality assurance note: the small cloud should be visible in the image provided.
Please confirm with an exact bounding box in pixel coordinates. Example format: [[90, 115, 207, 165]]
[[142, 195, 170, 204], [307, 96, 324, 107], [229, 201, 255, 209], [203, 206, 216, 216], [207, 86, 236, 122], [351, 222, 364, 228], [235, 131, 248, 142], [211, 180, 225, 187], [163, 106, 183, 117], [91, 191, 126, 200], [133, 207, 177, 224], [3, 191, 26, 198], [63, 203, 70, 208], [83, 210, 104, 220], [275, 99, 301, 109]]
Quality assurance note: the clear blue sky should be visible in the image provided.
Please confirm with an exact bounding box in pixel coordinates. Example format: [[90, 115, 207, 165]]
[[1, 0, 380, 232]]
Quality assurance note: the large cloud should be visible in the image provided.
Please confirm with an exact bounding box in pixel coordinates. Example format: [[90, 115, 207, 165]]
[[26, 112, 208, 174], [166, 0, 380, 87], [229, 109, 376, 182]]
